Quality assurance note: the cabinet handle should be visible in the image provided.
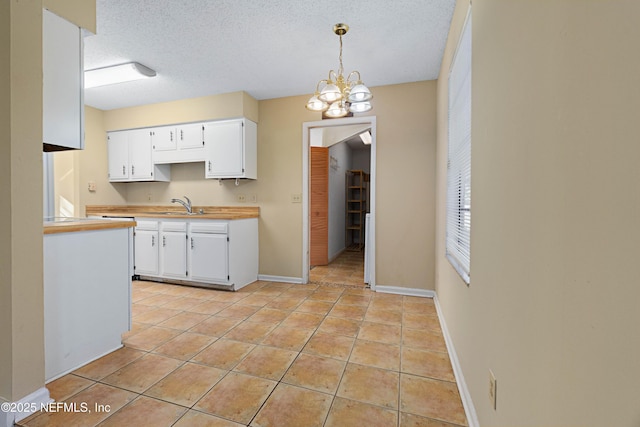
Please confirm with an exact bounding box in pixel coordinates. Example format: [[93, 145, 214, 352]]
[[190, 237, 194, 249], [151, 235, 155, 246], [122, 165, 125, 175], [131, 165, 135, 175], [163, 236, 166, 247], [180, 130, 184, 140], [208, 161, 212, 171], [170, 131, 173, 142]]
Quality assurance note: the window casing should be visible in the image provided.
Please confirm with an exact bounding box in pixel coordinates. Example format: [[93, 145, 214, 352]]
[[446, 11, 472, 284]]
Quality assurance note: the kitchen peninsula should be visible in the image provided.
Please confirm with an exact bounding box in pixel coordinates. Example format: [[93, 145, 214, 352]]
[[43, 218, 135, 382]]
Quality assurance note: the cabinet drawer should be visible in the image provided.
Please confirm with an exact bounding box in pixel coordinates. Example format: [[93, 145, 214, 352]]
[[190, 222, 228, 234], [161, 221, 187, 232], [135, 220, 159, 230]]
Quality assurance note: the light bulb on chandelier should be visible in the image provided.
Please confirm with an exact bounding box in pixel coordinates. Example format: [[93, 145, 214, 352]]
[[305, 23, 373, 117]]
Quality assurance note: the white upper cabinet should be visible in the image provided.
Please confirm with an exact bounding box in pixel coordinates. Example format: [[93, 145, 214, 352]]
[[43, 9, 84, 151], [107, 131, 130, 180], [151, 123, 206, 164], [107, 129, 170, 182], [204, 118, 257, 179]]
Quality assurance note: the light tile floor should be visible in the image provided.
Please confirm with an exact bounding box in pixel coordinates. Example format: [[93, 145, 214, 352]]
[[19, 280, 468, 427], [310, 250, 366, 287]]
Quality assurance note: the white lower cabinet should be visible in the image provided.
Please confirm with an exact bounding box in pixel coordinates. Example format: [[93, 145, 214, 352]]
[[190, 230, 228, 283], [133, 221, 159, 276], [133, 217, 257, 290], [160, 221, 188, 279]]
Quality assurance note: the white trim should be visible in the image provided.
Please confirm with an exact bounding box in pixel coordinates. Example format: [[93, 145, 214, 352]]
[[434, 293, 479, 427], [302, 116, 377, 289], [374, 286, 435, 298], [257, 274, 304, 284], [0, 387, 53, 426]]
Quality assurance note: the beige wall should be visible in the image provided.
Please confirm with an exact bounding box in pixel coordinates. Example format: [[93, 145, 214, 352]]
[[436, 1, 640, 425], [1, 0, 44, 403], [42, 0, 96, 32], [1, 0, 96, 405], [77, 106, 128, 215], [373, 82, 437, 289], [81, 82, 438, 286]]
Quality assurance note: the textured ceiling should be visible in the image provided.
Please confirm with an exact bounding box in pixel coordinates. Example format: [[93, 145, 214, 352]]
[[83, 0, 456, 110]]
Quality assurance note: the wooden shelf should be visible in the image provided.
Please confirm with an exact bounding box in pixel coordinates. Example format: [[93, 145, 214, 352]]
[[345, 170, 368, 252]]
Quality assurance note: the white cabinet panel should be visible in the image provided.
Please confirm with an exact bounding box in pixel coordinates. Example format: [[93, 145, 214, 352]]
[[190, 233, 228, 283], [107, 130, 170, 182], [150, 126, 177, 151], [152, 123, 205, 164], [43, 9, 83, 151], [107, 131, 129, 181], [128, 129, 153, 179], [179, 123, 205, 150], [134, 229, 159, 276], [204, 119, 257, 179], [160, 231, 187, 279]]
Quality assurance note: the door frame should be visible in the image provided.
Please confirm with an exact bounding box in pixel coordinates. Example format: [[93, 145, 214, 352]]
[[302, 116, 377, 289]]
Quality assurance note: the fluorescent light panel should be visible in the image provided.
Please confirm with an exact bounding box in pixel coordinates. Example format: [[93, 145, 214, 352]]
[[84, 62, 156, 89], [359, 130, 372, 145]]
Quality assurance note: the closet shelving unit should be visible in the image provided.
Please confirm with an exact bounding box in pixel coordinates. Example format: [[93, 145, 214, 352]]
[[345, 169, 368, 251]]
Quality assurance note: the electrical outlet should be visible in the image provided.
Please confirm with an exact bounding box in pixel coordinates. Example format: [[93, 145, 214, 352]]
[[237, 194, 246, 202], [87, 181, 97, 192], [489, 370, 497, 410], [250, 194, 257, 203], [291, 193, 302, 203]]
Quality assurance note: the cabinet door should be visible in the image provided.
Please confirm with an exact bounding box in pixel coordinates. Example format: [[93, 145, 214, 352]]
[[128, 129, 153, 180], [107, 132, 130, 181], [178, 123, 204, 150], [150, 126, 177, 151], [43, 9, 83, 150], [189, 233, 228, 282], [134, 230, 159, 276], [204, 120, 244, 178], [160, 232, 187, 279]]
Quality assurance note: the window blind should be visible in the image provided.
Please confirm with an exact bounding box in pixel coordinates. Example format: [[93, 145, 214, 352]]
[[446, 11, 472, 284]]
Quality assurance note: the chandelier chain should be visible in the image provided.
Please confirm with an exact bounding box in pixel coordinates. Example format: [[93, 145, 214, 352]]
[[338, 34, 344, 77]]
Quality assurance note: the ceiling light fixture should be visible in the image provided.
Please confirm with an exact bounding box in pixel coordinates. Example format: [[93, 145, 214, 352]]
[[84, 62, 156, 89], [305, 23, 372, 117]]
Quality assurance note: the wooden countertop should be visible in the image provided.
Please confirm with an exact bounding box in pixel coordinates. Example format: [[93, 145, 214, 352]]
[[85, 205, 260, 220], [44, 219, 136, 235]]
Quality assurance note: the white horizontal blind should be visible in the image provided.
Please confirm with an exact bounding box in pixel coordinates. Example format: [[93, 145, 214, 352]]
[[446, 11, 472, 284]]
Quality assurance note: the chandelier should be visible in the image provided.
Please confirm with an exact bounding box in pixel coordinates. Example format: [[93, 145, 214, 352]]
[[305, 23, 373, 118]]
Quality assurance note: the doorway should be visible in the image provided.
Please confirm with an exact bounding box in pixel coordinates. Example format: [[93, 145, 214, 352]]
[[302, 116, 377, 290]]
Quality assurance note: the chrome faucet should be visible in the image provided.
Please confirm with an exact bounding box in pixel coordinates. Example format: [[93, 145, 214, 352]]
[[171, 196, 192, 213]]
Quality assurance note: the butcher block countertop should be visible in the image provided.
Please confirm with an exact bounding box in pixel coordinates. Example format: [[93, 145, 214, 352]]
[[85, 205, 260, 220], [44, 219, 136, 235]]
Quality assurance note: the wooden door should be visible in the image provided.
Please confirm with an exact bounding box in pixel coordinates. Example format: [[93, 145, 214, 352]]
[[310, 146, 329, 266]]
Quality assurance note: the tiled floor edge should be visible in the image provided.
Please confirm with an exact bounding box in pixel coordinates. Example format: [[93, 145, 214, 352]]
[[257, 274, 304, 284], [433, 293, 479, 427]]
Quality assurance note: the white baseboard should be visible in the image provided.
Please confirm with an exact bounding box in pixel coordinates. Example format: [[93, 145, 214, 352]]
[[374, 285, 435, 298], [1, 387, 53, 426], [257, 274, 304, 284], [433, 294, 479, 427]]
